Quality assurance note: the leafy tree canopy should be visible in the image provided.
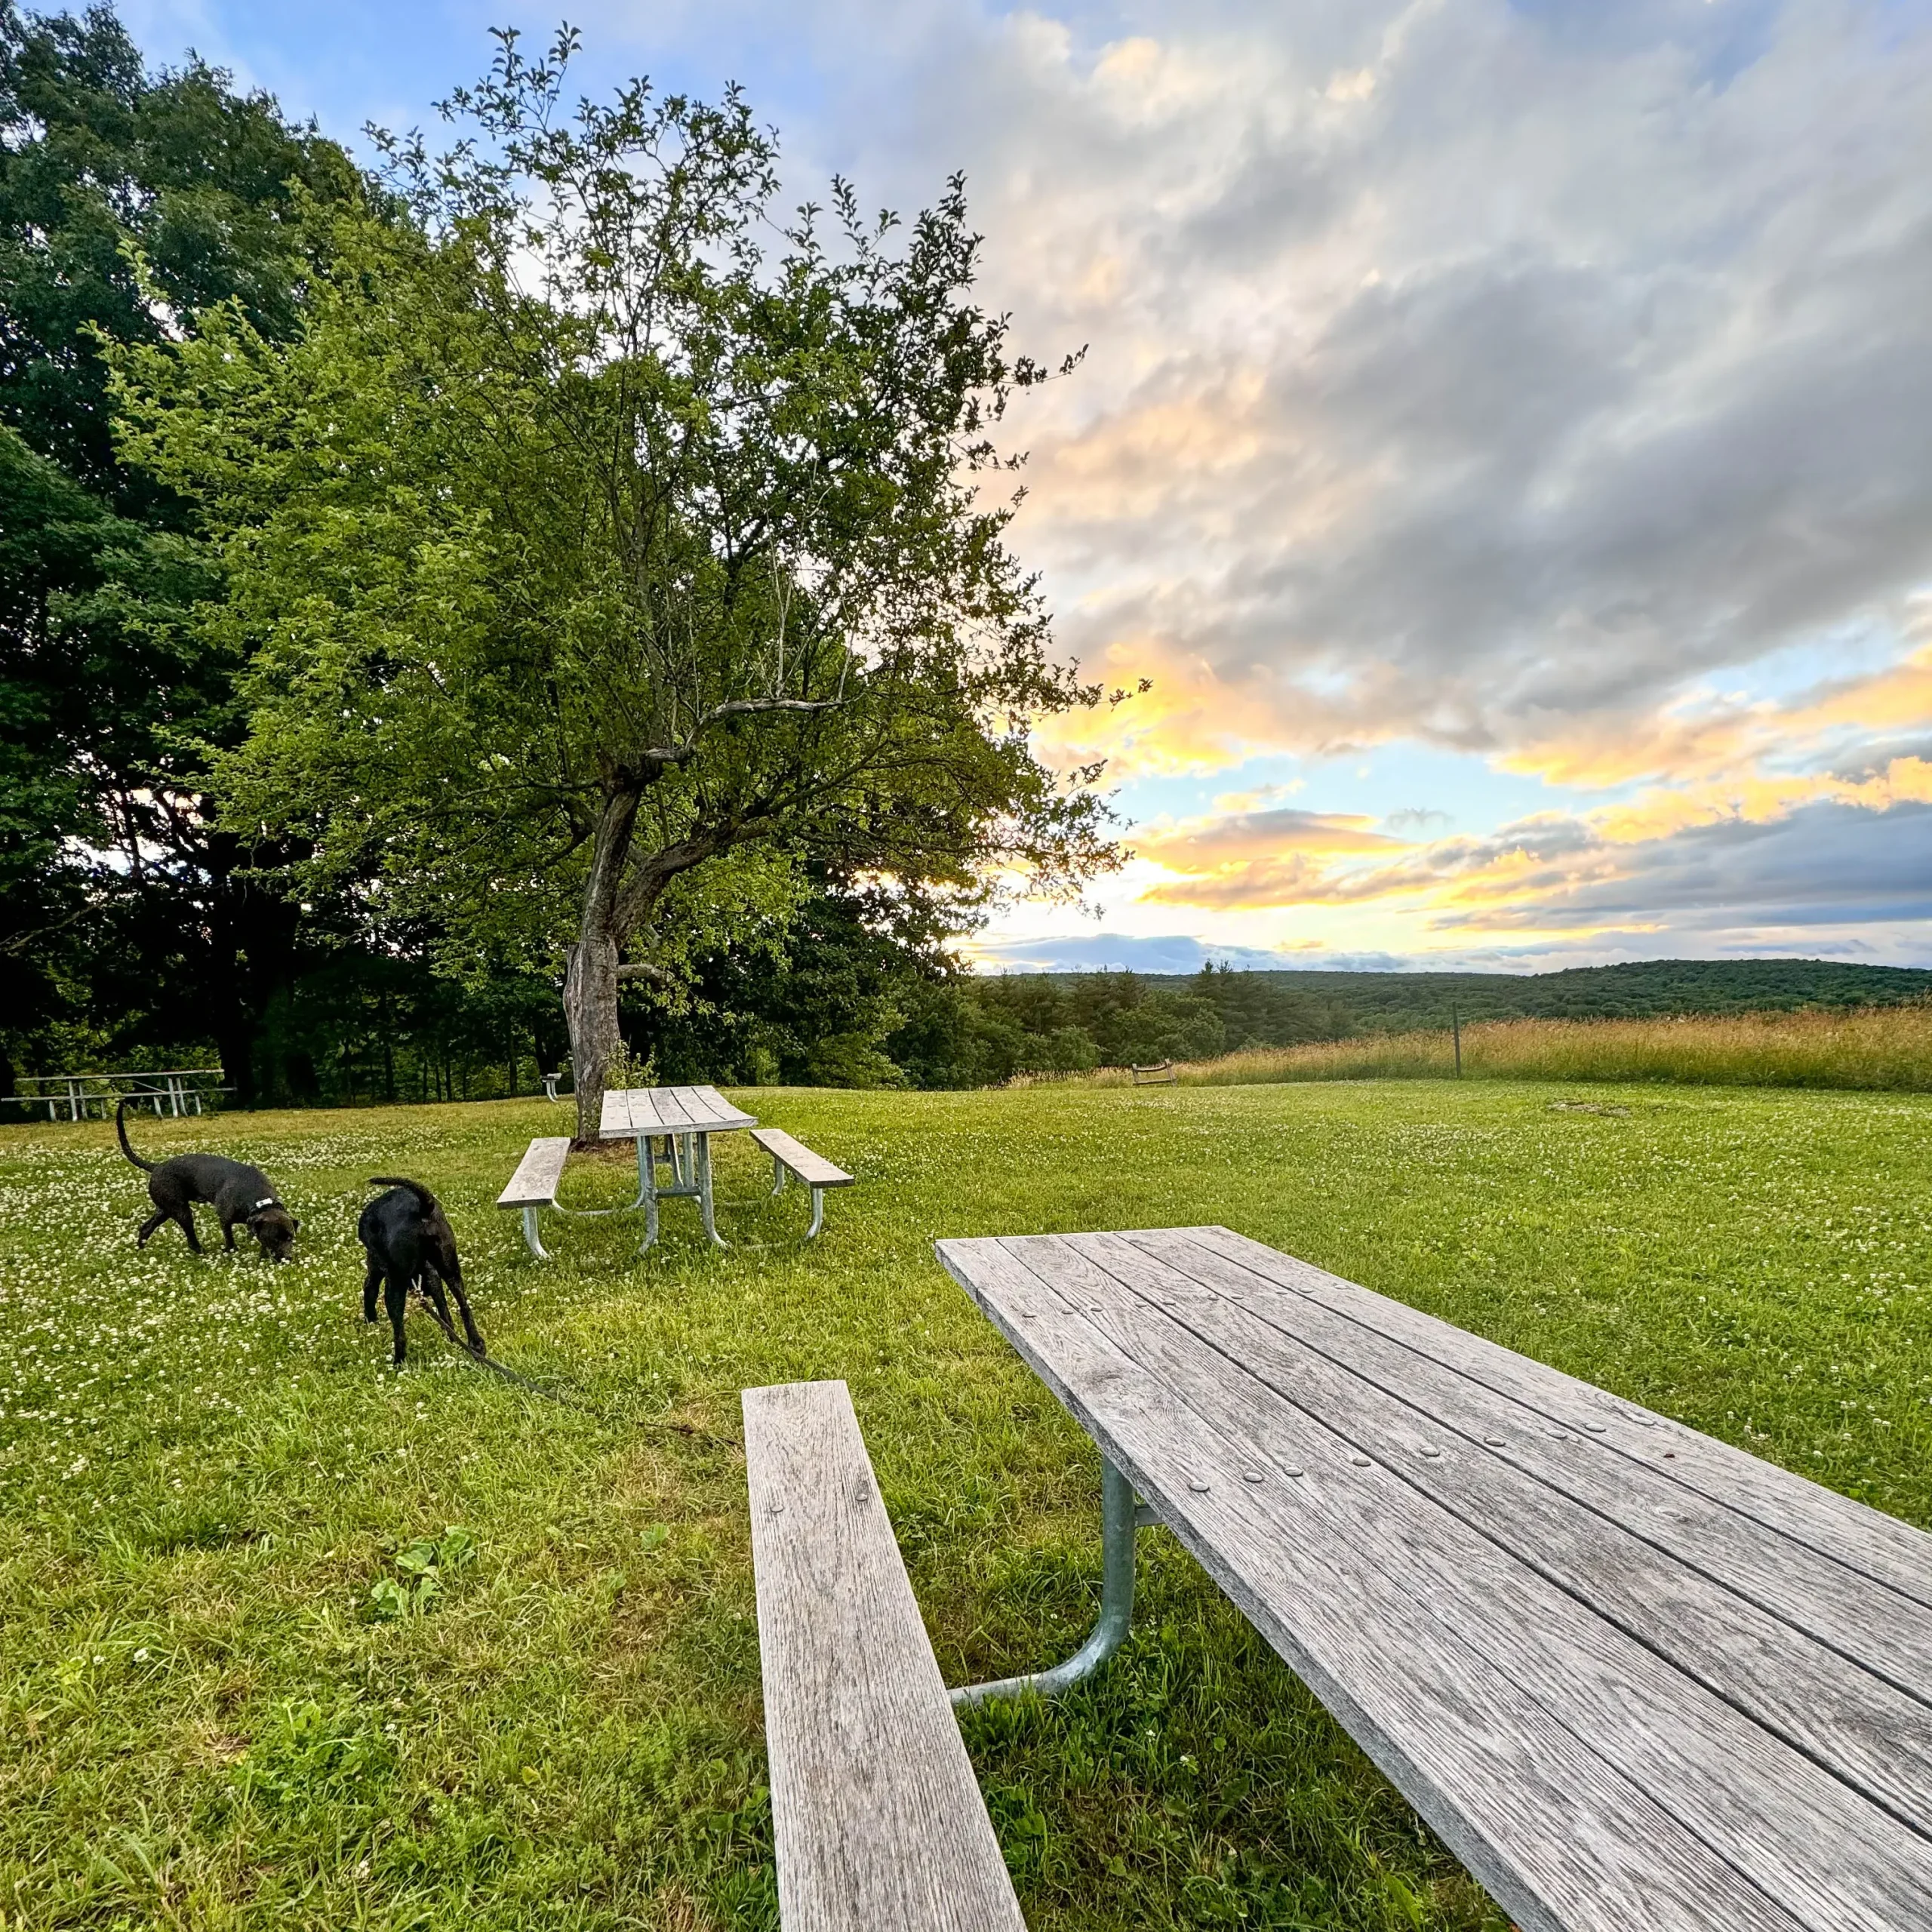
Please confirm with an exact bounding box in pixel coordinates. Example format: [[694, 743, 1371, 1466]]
[[115, 27, 1120, 1134], [0, 1, 371, 1092], [2, 0, 363, 500]]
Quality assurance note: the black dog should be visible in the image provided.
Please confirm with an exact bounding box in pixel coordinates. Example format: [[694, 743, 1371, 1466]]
[[118, 1099, 300, 1260], [358, 1177, 485, 1367]]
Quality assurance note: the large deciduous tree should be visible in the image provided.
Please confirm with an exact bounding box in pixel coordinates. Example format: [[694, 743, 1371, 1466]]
[[0, 0, 368, 1094], [115, 29, 1118, 1137]]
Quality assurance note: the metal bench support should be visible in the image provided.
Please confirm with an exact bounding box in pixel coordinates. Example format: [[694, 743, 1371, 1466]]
[[767, 1149, 832, 1239], [949, 1456, 1140, 1706], [520, 1206, 550, 1260]]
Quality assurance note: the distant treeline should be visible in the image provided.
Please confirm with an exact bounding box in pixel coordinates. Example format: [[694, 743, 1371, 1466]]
[[1106, 958, 1932, 1035], [635, 953, 1932, 1094]]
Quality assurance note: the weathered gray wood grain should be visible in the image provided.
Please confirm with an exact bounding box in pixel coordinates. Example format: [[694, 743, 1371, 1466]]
[[937, 1238, 1813, 1932], [744, 1380, 1026, 1932], [1064, 1231, 1932, 1838], [988, 1232, 1932, 1932], [752, 1128, 854, 1189], [1181, 1224, 1932, 1611], [598, 1085, 755, 1140], [495, 1136, 571, 1208], [1143, 1228, 1932, 1695], [691, 1082, 756, 1130]]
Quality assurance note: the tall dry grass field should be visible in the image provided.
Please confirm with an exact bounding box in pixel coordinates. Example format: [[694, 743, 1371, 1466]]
[[1063, 1001, 1932, 1092]]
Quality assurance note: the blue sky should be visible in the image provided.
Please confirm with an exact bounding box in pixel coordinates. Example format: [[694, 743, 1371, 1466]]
[[115, 0, 1932, 974]]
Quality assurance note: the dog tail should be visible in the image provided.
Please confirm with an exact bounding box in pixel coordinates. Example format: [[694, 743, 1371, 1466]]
[[115, 1097, 155, 1171], [368, 1176, 440, 1212]]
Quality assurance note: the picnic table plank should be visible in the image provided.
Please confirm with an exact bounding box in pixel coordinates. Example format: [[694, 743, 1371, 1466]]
[[694, 1083, 756, 1130], [598, 1085, 755, 1140], [1071, 1230, 1932, 1838], [744, 1380, 1026, 1932], [1128, 1228, 1932, 1700], [1183, 1225, 1932, 1611], [937, 1235, 1813, 1932]]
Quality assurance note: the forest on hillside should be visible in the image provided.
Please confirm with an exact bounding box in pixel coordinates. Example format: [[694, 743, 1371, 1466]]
[[1133, 958, 1932, 1032]]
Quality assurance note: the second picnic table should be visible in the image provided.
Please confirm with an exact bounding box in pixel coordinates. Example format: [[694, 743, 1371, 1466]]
[[601, 1084, 757, 1252]]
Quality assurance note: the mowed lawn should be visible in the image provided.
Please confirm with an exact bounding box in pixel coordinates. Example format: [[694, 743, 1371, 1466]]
[[3, 1081, 1930, 1931]]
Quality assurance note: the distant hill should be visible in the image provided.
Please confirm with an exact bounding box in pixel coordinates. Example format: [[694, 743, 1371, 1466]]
[[1144, 958, 1932, 1032]]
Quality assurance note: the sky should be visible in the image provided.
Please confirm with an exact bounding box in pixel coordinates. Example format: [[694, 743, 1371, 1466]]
[[115, 0, 1932, 975]]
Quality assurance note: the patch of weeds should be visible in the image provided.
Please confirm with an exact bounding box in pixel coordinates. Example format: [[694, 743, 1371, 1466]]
[[368, 1524, 478, 1622]]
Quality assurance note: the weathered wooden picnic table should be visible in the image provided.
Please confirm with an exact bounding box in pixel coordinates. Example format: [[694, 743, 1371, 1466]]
[[934, 1226, 1932, 1932], [600, 1084, 758, 1251], [17, 1068, 227, 1121]]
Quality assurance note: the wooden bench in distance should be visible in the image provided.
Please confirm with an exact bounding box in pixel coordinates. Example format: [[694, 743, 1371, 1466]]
[[496, 1137, 571, 1258], [751, 1128, 853, 1239], [1129, 1060, 1177, 1085], [744, 1380, 1025, 1932]]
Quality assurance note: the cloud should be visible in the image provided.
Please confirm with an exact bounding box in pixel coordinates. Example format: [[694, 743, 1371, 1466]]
[[1138, 805, 1407, 860], [894, 1, 1932, 787], [965, 931, 1416, 974], [1132, 758, 1932, 953], [115, 0, 1932, 968], [1429, 798, 1932, 937]]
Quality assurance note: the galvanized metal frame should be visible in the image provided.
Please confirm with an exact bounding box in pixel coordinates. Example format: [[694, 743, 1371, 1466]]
[[519, 1206, 550, 1260], [518, 1130, 730, 1258], [633, 1131, 727, 1254], [767, 1151, 829, 1240], [949, 1457, 1144, 1706]]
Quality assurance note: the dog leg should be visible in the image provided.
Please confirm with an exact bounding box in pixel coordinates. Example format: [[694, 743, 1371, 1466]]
[[419, 1266, 458, 1344], [177, 1208, 204, 1254], [429, 1265, 486, 1356], [385, 1272, 409, 1366], [362, 1260, 382, 1324], [220, 1214, 238, 1252], [138, 1209, 168, 1247], [447, 1276, 487, 1357]]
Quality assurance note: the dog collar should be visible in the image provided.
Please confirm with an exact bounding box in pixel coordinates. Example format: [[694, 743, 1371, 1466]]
[[251, 1196, 278, 1212]]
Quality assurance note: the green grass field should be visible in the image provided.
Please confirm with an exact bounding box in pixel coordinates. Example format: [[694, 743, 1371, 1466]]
[[5, 1081, 1930, 1930]]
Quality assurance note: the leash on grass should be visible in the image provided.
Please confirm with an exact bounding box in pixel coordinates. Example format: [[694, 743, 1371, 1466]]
[[414, 1297, 738, 1447]]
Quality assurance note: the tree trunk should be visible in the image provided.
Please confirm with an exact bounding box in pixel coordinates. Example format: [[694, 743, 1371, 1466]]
[[565, 784, 643, 1143], [565, 934, 621, 1142]]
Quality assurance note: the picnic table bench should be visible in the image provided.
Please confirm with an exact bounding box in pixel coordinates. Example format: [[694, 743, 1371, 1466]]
[[746, 1380, 1025, 1930], [751, 1127, 852, 1239], [496, 1136, 572, 1258], [496, 1091, 850, 1256], [920, 1226, 1932, 1932]]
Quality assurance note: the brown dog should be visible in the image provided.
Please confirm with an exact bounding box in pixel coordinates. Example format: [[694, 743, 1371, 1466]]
[[117, 1099, 300, 1260]]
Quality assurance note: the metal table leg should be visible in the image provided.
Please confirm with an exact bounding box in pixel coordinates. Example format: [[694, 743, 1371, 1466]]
[[637, 1134, 661, 1254], [696, 1133, 727, 1249], [949, 1457, 1140, 1706]]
